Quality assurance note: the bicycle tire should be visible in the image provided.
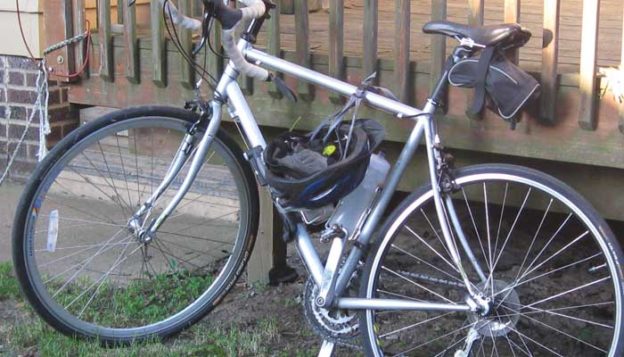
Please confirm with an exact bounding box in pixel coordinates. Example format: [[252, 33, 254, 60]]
[[12, 106, 259, 344], [359, 164, 624, 356]]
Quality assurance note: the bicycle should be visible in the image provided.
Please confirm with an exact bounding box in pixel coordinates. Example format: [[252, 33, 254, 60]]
[[12, 0, 624, 355]]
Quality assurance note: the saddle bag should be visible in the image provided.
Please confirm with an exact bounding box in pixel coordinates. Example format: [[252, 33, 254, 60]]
[[448, 47, 540, 128]]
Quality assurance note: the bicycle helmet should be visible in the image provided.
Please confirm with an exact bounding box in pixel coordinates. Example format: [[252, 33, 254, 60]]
[[264, 119, 384, 208]]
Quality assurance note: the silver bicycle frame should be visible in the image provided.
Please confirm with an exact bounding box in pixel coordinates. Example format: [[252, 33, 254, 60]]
[[140, 37, 487, 313]]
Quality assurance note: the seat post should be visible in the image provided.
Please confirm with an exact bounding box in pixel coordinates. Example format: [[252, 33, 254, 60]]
[[428, 45, 472, 107]]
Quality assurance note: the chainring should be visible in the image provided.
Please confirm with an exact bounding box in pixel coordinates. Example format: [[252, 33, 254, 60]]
[[302, 277, 361, 349]]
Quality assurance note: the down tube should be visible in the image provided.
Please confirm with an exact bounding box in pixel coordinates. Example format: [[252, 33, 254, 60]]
[[334, 117, 428, 295]]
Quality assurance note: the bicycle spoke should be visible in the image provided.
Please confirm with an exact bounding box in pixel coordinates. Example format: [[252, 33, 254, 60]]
[[381, 266, 456, 304], [524, 276, 610, 309], [404, 225, 460, 274], [379, 312, 455, 339], [488, 188, 531, 289], [506, 305, 608, 353], [461, 188, 490, 275], [420, 208, 454, 260], [391, 321, 475, 357], [391, 244, 464, 284]]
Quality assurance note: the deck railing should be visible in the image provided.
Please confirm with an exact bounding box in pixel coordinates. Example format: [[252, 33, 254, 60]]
[[44, 0, 624, 132]]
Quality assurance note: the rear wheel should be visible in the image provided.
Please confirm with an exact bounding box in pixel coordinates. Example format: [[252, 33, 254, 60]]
[[12, 107, 259, 344], [360, 164, 624, 356]]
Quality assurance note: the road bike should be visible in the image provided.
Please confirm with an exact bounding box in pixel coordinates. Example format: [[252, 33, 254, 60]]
[[12, 0, 624, 355]]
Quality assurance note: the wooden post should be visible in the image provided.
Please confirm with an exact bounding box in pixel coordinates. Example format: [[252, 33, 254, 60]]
[[151, 0, 167, 87], [504, 0, 521, 64], [394, 0, 410, 103], [363, 0, 378, 81], [540, 0, 560, 124], [123, 0, 139, 84], [268, 0, 283, 98], [98, 0, 113, 82], [329, 0, 345, 103], [295, 0, 314, 100], [619, 3, 624, 134], [179, 0, 195, 89], [44, 0, 76, 80], [430, 0, 447, 111], [74, 0, 88, 78], [247, 186, 274, 284], [578, 0, 600, 131]]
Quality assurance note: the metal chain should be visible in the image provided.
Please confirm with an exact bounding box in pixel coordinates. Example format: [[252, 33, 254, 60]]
[[0, 61, 50, 186], [43, 32, 88, 56]]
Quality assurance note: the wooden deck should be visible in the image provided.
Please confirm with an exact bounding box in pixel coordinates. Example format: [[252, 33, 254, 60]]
[[265, 0, 623, 73]]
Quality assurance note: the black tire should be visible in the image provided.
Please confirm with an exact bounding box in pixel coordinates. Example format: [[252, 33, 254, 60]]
[[12, 106, 259, 344], [359, 164, 624, 356]]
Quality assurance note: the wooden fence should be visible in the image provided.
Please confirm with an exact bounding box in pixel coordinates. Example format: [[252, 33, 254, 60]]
[[42, 1, 624, 217]]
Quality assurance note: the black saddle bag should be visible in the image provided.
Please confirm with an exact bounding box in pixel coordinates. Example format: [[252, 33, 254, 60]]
[[448, 47, 540, 128]]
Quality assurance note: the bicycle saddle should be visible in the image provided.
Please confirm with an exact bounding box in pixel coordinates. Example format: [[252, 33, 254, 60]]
[[423, 21, 530, 48]]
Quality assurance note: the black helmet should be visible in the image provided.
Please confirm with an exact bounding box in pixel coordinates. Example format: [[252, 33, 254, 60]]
[[264, 119, 384, 208]]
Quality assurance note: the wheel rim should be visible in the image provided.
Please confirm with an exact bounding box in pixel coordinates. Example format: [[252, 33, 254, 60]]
[[22, 117, 251, 336], [365, 171, 622, 356]]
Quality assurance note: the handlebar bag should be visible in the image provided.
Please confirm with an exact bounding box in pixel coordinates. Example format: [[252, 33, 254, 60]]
[[448, 48, 540, 127]]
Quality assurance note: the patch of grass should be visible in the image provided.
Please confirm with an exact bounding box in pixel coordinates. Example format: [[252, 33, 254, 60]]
[[5, 316, 289, 357], [0, 262, 20, 300], [1, 265, 322, 356]]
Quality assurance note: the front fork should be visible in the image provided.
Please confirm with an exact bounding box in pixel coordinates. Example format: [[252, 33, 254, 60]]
[[129, 100, 224, 241]]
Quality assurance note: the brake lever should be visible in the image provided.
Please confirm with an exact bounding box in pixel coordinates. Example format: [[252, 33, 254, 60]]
[[128, 0, 136, 6]]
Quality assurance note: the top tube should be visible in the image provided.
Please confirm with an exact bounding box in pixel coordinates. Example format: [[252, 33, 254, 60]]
[[244, 46, 428, 119]]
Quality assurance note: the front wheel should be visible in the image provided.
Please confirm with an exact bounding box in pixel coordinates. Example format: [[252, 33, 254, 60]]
[[360, 164, 624, 356], [12, 106, 259, 344]]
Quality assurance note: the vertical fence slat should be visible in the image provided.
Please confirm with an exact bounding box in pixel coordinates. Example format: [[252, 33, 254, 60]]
[[151, 0, 166, 86], [268, 0, 282, 98], [208, 23, 223, 82], [363, 0, 378, 80], [430, 0, 447, 109], [466, 0, 484, 117], [329, 0, 344, 103], [540, 0, 560, 123], [394, 0, 410, 103], [619, 4, 624, 134], [116, 0, 123, 24], [74, 0, 88, 78], [468, 0, 484, 26], [295, 0, 313, 100], [504, 0, 520, 63], [124, 0, 139, 83], [99, 0, 113, 81], [236, 2, 253, 95], [179, 0, 195, 88], [578, 0, 600, 130]]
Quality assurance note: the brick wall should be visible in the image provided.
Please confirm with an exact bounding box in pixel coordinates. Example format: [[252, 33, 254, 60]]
[[0, 55, 78, 181]]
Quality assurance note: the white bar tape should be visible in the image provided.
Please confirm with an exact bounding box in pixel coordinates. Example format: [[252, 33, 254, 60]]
[[238, 0, 266, 20], [222, 27, 270, 80], [160, 0, 202, 31]]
